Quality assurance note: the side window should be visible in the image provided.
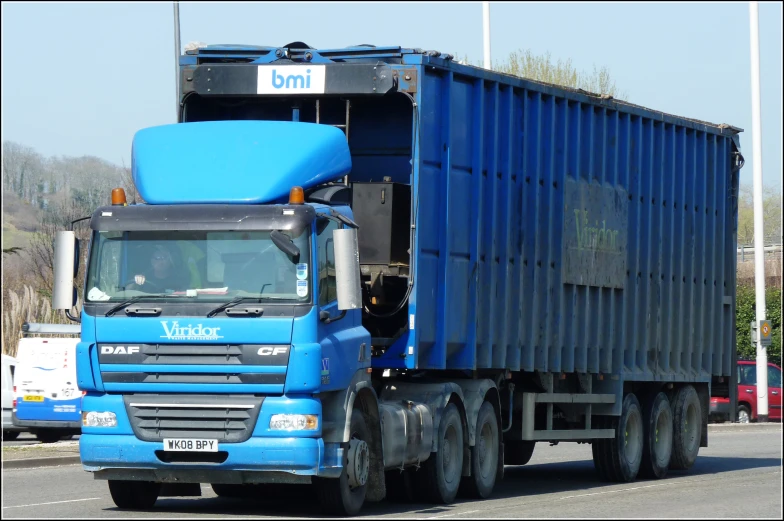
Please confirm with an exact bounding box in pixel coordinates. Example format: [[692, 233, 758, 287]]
[[739, 364, 757, 385], [768, 366, 782, 387], [317, 219, 339, 306], [99, 240, 121, 292]]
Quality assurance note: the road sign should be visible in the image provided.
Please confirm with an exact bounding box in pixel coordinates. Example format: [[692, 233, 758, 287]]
[[751, 320, 772, 346]]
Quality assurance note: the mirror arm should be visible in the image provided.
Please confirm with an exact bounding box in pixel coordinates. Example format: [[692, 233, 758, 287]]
[[320, 309, 347, 324]]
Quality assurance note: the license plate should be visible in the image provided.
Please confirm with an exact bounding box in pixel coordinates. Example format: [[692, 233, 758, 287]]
[[163, 439, 218, 452], [23, 395, 44, 402]]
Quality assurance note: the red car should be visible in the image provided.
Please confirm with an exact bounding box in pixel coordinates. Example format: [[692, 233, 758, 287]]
[[710, 360, 782, 422]]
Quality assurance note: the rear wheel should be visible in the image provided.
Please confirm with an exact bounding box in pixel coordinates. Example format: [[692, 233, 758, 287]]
[[108, 480, 160, 509], [460, 401, 499, 499], [639, 392, 673, 479], [592, 393, 643, 483], [314, 409, 370, 516], [414, 402, 464, 504], [670, 385, 701, 470]]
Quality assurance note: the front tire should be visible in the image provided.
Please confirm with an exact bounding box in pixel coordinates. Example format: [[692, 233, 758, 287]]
[[314, 409, 369, 516], [460, 401, 499, 499], [108, 480, 160, 509], [737, 405, 751, 424]]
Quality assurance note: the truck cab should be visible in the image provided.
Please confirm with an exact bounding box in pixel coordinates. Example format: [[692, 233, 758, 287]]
[[56, 116, 385, 511]]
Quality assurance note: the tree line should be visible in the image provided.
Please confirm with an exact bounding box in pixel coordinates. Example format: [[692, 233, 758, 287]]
[[2, 140, 134, 353]]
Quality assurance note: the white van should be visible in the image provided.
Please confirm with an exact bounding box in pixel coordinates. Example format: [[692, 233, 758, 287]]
[[2, 354, 26, 440], [13, 336, 81, 443]]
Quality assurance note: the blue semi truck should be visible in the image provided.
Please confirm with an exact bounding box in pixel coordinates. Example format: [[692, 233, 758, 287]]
[[52, 43, 742, 515]]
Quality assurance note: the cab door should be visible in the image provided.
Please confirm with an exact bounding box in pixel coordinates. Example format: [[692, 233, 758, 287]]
[[767, 364, 782, 421], [737, 363, 757, 420]]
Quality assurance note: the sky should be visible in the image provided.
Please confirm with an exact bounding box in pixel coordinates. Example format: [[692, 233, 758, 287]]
[[1, 1, 782, 190]]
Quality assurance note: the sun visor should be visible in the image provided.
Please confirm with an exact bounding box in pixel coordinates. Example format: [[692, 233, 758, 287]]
[[132, 121, 351, 204]]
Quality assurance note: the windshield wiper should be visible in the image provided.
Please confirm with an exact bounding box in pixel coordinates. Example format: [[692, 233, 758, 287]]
[[206, 297, 264, 318], [104, 295, 174, 317]]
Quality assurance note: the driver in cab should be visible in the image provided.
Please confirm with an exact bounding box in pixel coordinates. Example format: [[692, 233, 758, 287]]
[[131, 244, 189, 293]]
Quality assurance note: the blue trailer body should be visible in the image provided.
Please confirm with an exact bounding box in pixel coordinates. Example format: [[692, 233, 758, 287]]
[[397, 64, 741, 380], [179, 45, 740, 379]]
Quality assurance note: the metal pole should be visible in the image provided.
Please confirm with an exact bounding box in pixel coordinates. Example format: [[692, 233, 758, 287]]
[[483, 2, 491, 70], [749, 1, 768, 422], [174, 1, 181, 122]]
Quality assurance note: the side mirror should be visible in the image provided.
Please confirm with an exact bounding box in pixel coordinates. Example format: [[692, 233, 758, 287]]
[[73, 239, 80, 278], [333, 228, 361, 311], [53, 231, 77, 310]]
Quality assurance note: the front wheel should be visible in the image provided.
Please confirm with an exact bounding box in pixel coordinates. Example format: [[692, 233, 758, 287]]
[[108, 480, 160, 509], [314, 409, 370, 516]]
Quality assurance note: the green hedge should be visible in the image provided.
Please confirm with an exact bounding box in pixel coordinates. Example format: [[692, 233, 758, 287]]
[[736, 285, 782, 366]]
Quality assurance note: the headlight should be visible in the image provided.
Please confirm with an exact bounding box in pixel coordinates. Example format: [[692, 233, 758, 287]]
[[269, 414, 318, 431], [82, 411, 117, 427]]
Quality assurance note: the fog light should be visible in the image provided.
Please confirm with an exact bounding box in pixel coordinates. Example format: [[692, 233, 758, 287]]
[[269, 414, 318, 431], [82, 411, 117, 427]]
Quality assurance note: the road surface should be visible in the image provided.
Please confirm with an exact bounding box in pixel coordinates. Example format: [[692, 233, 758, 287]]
[[2, 425, 781, 518]]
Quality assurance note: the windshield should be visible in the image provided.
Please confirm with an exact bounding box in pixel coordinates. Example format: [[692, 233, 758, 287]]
[[85, 228, 311, 303]]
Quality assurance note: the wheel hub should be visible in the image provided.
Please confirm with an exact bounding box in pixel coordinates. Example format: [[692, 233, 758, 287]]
[[346, 438, 369, 489]]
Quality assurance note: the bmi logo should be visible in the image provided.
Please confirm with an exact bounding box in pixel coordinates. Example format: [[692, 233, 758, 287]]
[[161, 321, 223, 341], [257, 65, 326, 95], [272, 69, 313, 89]]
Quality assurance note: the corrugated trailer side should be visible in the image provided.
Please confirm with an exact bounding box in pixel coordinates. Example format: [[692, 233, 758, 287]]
[[402, 57, 741, 381]]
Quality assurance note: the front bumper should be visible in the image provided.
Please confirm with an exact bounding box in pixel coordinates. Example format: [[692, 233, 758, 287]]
[[12, 411, 81, 429], [79, 394, 342, 481], [80, 434, 342, 481], [3, 409, 25, 432]]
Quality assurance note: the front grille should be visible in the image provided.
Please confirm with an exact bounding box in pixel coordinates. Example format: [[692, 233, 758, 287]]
[[98, 344, 290, 366], [124, 394, 263, 443]]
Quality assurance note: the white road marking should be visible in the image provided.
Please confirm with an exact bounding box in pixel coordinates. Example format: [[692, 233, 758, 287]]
[[558, 471, 780, 501], [558, 479, 704, 500], [424, 510, 480, 519], [3, 497, 101, 509]]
